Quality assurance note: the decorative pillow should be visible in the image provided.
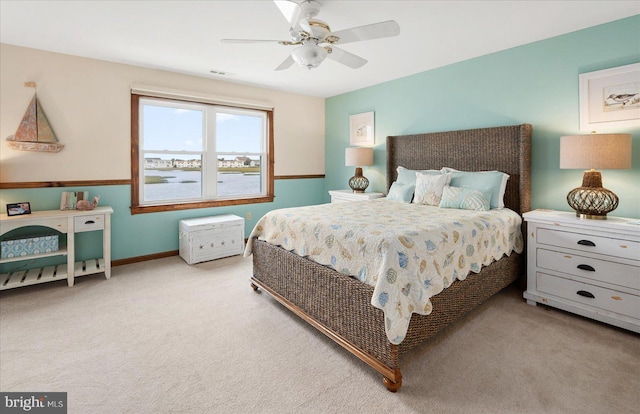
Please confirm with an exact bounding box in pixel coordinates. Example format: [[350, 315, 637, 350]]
[[413, 172, 451, 205], [396, 166, 442, 188], [387, 182, 415, 203], [439, 186, 491, 211], [441, 167, 509, 209]]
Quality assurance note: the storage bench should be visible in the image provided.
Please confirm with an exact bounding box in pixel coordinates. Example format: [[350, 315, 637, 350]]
[[179, 214, 245, 264]]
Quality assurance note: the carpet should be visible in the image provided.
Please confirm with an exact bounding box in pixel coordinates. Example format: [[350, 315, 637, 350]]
[[1, 255, 638, 413]]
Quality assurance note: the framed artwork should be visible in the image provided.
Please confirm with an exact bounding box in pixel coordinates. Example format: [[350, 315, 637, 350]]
[[579, 63, 640, 131], [349, 111, 375, 146], [6, 202, 31, 216]]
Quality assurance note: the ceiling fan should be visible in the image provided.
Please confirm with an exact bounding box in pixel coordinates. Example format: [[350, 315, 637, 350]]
[[221, 0, 400, 70]]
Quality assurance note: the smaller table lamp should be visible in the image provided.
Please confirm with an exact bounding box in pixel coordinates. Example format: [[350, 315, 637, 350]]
[[345, 147, 373, 193], [560, 133, 632, 219]]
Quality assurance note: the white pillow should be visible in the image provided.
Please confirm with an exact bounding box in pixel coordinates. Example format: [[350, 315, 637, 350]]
[[413, 172, 451, 205]]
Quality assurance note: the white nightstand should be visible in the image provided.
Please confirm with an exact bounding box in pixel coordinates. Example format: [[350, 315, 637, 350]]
[[523, 209, 639, 333], [328, 190, 384, 203]]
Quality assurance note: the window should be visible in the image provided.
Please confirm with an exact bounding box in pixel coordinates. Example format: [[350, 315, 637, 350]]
[[131, 93, 274, 214]]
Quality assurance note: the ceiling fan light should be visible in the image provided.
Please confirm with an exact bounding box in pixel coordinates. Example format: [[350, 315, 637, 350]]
[[291, 43, 327, 69]]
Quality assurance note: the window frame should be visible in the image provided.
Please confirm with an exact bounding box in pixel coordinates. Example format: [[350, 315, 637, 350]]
[[131, 94, 274, 215]]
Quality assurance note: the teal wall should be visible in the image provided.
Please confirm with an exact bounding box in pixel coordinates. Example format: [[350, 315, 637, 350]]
[[325, 16, 640, 219], [3, 17, 639, 268], [0, 178, 325, 263]]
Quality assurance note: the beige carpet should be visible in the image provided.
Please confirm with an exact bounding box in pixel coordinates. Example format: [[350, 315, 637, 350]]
[[1, 255, 638, 414]]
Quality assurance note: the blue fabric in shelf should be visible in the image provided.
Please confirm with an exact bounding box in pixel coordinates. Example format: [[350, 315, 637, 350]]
[[1, 234, 59, 259]]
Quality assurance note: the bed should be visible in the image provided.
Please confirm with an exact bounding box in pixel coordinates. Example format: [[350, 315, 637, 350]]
[[247, 124, 532, 392]]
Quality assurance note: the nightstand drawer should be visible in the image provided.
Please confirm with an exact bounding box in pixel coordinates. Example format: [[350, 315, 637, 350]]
[[537, 228, 639, 261], [537, 248, 640, 291], [537, 272, 640, 319], [74, 215, 105, 232]]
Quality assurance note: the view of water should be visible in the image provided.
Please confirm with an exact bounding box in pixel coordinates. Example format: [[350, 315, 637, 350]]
[[144, 169, 260, 201]]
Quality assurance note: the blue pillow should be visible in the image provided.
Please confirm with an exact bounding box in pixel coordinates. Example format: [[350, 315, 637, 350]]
[[443, 169, 509, 209], [439, 186, 491, 211], [396, 166, 441, 188], [387, 182, 415, 203]]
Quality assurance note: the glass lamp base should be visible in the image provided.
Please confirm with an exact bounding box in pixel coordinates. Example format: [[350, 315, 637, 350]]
[[348, 167, 369, 193], [567, 186, 618, 220]]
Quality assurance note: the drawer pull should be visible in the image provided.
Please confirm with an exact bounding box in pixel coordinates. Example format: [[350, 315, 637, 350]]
[[577, 264, 595, 272], [577, 239, 596, 247], [84, 220, 95, 225], [576, 290, 595, 299]]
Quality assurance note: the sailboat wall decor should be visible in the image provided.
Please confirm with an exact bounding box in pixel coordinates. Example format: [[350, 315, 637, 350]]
[[6, 85, 64, 153]]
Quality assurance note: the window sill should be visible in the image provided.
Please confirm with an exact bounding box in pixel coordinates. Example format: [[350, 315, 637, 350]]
[[130, 196, 274, 215]]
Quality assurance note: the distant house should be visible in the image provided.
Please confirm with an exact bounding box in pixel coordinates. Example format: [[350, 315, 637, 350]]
[[235, 156, 253, 166], [218, 156, 258, 168], [144, 158, 172, 169], [174, 159, 202, 168]]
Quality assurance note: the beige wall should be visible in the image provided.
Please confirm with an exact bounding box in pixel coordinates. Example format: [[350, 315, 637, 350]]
[[0, 44, 325, 182]]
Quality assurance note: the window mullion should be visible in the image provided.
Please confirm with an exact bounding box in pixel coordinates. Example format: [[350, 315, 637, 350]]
[[204, 106, 217, 199]]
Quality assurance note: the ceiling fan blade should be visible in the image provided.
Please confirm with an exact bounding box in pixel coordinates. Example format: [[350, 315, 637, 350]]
[[330, 20, 400, 45], [221, 39, 285, 44], [274, 0, 311, 33], [326, 47, 367, 69], [275, 55, 295, 71]]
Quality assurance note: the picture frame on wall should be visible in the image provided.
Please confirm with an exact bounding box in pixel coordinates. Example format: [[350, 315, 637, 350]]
[[579, 62, 640, 131], [349, 111, 375, 146], [6, 202, 31, 216]]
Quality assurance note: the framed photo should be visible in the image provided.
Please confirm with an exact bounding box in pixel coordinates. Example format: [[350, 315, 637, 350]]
[[579, 63, 640, 131], [6, 202, 31, 216], [349, 111, 375, 146]]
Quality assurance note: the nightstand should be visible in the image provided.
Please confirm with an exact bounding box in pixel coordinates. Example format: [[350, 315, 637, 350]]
[[328, 190, 384, 203], [523, 209, 639, 333]]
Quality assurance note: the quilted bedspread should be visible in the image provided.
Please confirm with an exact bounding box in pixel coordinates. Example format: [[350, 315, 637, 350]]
[[244, 199, 523, 344]]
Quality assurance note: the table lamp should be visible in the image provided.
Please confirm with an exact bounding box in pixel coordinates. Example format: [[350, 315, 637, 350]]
[[560, 133, 632, 219], [345, 147, 373, 193]]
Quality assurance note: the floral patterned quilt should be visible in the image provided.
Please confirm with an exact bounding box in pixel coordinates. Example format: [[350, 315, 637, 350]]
[[244, 199, 523, 345]]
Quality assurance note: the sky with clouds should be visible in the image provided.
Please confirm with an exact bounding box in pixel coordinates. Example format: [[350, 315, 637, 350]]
[[142, 104, 262, 157]]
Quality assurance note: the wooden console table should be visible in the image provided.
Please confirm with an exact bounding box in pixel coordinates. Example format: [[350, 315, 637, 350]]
[[0, 206, 113, 290]]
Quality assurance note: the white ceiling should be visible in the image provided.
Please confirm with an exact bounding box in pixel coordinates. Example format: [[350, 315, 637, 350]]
[[1, 1, 638, 98]]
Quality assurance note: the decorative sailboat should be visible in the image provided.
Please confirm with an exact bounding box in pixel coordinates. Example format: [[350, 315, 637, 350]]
[[6, 83, 64, 153]]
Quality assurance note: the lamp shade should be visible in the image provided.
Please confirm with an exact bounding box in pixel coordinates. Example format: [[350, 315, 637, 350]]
[[560, 134, 632, 170], [345, 147, 373, 167]]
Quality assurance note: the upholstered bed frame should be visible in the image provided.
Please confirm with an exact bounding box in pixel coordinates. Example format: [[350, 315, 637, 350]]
[[250, 124, 532, 392]]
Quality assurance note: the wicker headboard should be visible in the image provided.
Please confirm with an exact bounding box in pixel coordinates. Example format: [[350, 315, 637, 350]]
[[386, 124, 532, 215]]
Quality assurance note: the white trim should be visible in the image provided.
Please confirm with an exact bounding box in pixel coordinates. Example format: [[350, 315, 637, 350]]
[[131, 83, 274, 111]]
